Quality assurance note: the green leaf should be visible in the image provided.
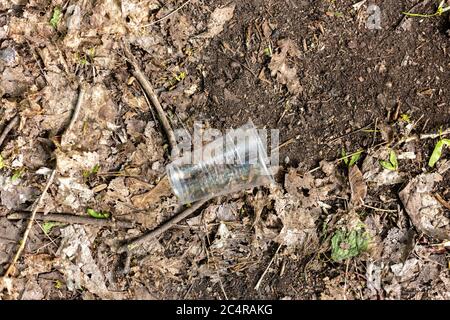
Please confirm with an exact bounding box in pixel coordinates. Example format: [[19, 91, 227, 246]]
[[91, 164, 100, 174], [87, 208, 110, 219], [263, 47, 272, 57], [400, 114, 411, 123], [348, 150, 363, 167], [380, 160, 396, 171], [50, 7, 62, 29], [331, 229, 370, 262], [42, 221, 61, 234], [54, 280, 63, 289], [389, 150, 398, 170], [428, 139, 450, 167], [0, 155, 4, 170], [83, 164, 100, 178], [341, 148, 349, 165], [11, 168, 24, 181], [379, 150, 398, 171]]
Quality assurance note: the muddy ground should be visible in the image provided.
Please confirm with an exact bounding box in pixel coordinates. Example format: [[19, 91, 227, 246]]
[[0, 0, 449, 300]]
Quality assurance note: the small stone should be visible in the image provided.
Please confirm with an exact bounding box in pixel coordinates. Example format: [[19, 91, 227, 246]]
[[0, 47, 17, 65]]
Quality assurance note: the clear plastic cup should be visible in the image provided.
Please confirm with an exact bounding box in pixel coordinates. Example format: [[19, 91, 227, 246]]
[[167, 121, 274, 204]]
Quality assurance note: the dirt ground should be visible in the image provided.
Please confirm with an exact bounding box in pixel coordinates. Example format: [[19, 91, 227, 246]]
[[0, 0, 449, 300]]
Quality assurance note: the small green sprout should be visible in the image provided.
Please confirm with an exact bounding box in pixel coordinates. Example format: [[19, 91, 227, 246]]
[[50, 7, 62, 29], [42, 221, 62, 235], [167, 71, 187, 88], [341, 148, 363, 167], [11, 168, 24, 181], [54, 280, 63, 289], [402, 0, 450, 18], [87, 47, 95, 58], [87, 208, 110, 219], [400, 114, 411, 123], [263, 46, 273, 57], [80, 57, 88, 66], [175, 71, 186, 82], [428, 138, 450, 167], [380, 150, 398, 171], [0, 155, 4, 170], [83, 164, 100, 178]]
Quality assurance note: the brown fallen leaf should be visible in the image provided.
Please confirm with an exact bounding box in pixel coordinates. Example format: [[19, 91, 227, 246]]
[[349, 165, 367, 207], [131, 176, 172, 208], [399, 173, 450, 241], [268, 39, 302, 95], [198, 4, 236, 39]]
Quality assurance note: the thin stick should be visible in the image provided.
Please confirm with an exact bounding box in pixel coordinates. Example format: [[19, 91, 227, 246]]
[[122, 41, 178, 155], [326, 122, 374, 145], [363, 204, 397, 213], [118, 199, 207, 253], [2, 169, 56, 278], [371, 118, 378, 147], [254, 243, 282, 291], [398, 127, 450, 144], [0, 115, 19, 148], [7, 212, 134, 229], [64, 85, 86, 137], [434, 193, 450, 211], [143, 0, 193, 27]]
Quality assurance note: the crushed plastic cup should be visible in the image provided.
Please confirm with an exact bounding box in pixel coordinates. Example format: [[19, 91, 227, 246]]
[[166, 122, 274, 204]]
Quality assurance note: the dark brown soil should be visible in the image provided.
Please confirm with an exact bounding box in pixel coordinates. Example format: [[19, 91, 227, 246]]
[[193, 0, 450, 169]]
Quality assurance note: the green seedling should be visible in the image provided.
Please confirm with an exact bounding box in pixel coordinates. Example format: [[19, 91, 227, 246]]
[[54, 280, 63, 289], [380, 150, 398, 171], [0, 155, 4, 170], [80, 57, 88, 66], [402, 0, 450, 18], [331, 228, 370, 262], [400, 114, 411, 123], [167, 71, 187, 88], [327, 11, 343, 17], [263, 46, 273, 57], [11, 168, 24, 181], [50, 7, 62, 29], [341, 148, 363, 167], [87, 47, 95, 58], [87, 208, 110, 219], [83, 164, 100, 178], [428, 138, 450, 167], [42, 221, 63, 234]]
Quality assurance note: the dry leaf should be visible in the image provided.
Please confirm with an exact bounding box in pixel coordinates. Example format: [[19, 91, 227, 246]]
[[199, 5, 236, 39], [56, 225, 126, 299], [268, 39, 302, 95], [349, 165, 367, 207], [131, 176, 171, 208], [399, 173, 450, 240]]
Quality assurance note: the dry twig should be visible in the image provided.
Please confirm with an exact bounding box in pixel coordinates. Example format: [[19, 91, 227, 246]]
[[7, 211, 134, 229], [122, 41, 178, 155], [2, 169, 56, 278], [255, 243, 282, 291], [143, 0, 193, 27], [0, 116, 19, 148], [64, 85, 86, 138], [434, 193, 450, 211], [118, 199, 207, 253]]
